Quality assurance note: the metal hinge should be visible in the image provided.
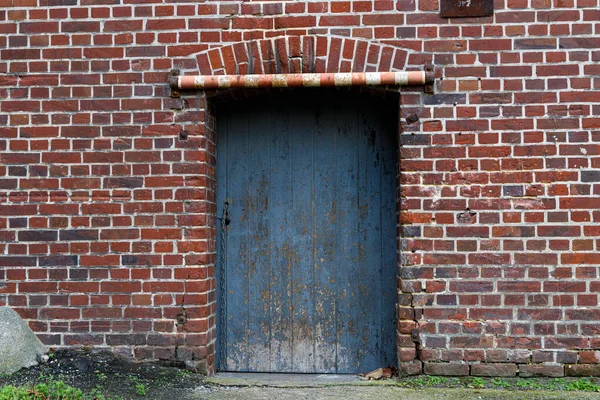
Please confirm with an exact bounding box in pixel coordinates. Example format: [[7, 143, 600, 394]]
[[424, 64, 434, 94], [411, 328, 421, 343], [170, 69, 181, 98]]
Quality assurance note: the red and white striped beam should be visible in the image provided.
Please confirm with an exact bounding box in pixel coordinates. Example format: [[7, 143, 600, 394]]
[[170, 71, 434, 90]]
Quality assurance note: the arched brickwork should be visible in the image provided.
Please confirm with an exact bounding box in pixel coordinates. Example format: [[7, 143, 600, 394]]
[[195, 35, 409, 76], [193, 34, 422, 375]]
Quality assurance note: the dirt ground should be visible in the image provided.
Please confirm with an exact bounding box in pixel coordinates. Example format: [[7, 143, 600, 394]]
[[2, 350, 600, 400], [0, 349, 204, 399]]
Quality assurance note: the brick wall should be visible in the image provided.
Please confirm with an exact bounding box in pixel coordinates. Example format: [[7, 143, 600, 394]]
[[0, 0, 598, 376], [395, 0, 600, 377]]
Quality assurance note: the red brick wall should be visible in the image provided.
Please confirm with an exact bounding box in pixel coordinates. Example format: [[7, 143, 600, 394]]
[[395, 1, 600, 377], [0, 0, 598, 376]]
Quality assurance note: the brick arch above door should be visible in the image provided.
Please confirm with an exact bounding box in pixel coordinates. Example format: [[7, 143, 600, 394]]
[[194, 35, 410, 76]]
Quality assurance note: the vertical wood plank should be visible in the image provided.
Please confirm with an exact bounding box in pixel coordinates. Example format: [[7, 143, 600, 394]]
[[223, 107, 250, 371], [333, 98, 360, 373], [290, 105, 316, 371], [268, 100, 294, 372], [246, 104, 272, 371], [312, 96, 339, 373], [357, 96, 384, 371]]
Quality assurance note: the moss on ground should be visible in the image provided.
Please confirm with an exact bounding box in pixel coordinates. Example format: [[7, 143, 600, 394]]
[[395, 375, 600, 391]]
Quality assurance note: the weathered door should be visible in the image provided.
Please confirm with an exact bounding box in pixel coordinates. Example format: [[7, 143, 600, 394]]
[[216, 89, 398, 373]]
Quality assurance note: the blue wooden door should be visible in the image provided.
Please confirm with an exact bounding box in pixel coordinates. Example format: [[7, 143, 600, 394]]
[[216, 90, 397, 373]]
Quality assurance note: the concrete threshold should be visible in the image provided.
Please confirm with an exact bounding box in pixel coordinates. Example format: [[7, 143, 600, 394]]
[[205, 372, 394, 388]]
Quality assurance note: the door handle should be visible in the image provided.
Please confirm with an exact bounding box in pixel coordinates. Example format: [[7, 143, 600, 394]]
[[220, 201, 231, 226]]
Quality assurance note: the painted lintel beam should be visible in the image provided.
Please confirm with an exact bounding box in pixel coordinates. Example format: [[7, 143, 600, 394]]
[[170, 71, 434, 90]]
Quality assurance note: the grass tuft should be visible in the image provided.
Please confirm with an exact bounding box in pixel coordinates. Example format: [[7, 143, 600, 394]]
[[565, 378, 600, 392], [0, 378, 86, 400]]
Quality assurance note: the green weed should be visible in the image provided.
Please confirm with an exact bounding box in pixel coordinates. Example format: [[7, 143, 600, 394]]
[[542, 378, 566, 391], [0, 376, 135, 400], [128, 376, 148, 397], [95, 371, 108, 382], [403, 377, 426, 387], [398, 375, 449, 388], [565, 378, 600, 392], [515, 378, 543, 389], [467, 377, 486, 389], [89, 386, 106, 400], [491, 378, 510, 388], [135, 383, 147, 396], [176, 369, 192, 378], [425, 375, 447, 385], [0, 379, 85, 400]]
